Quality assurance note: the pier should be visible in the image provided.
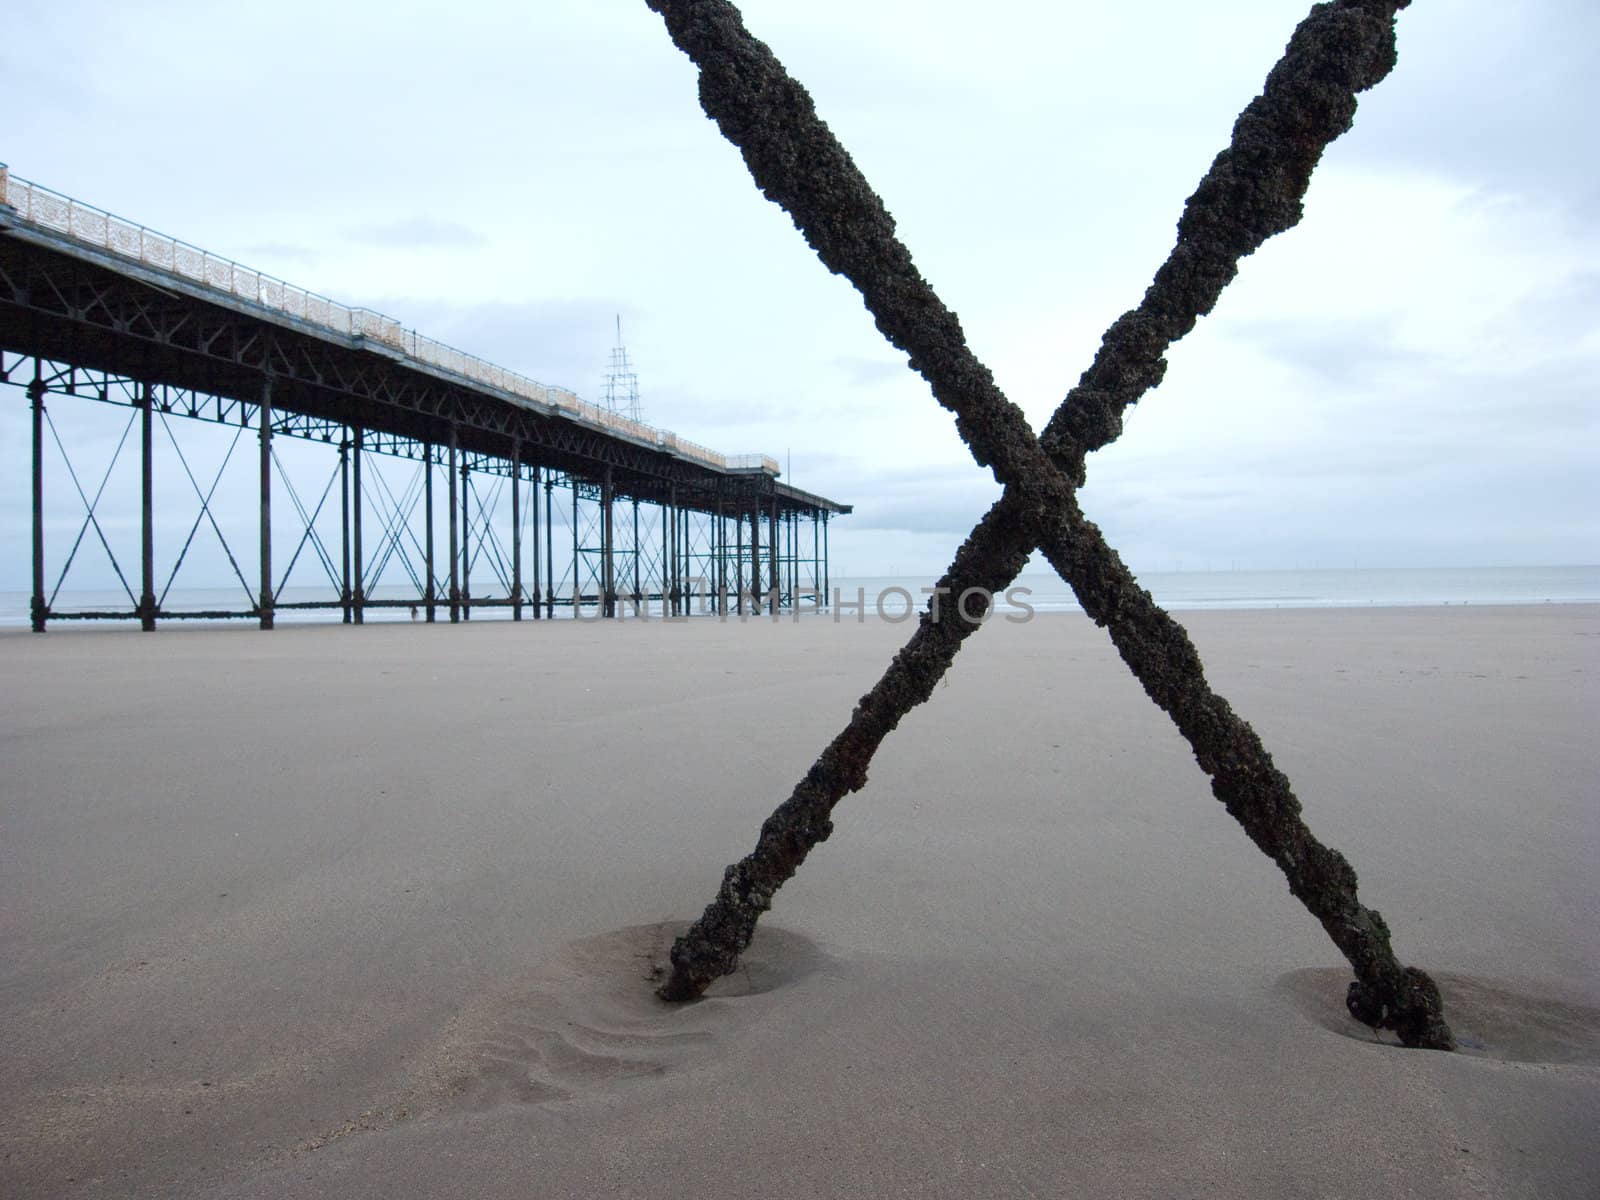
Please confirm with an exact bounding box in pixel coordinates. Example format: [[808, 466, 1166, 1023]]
[[0, 165, 849, 631]]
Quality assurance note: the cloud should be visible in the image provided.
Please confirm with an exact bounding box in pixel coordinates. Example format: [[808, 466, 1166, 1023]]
[[1228, 318, 1445, 392], [832, 356, 912, 388], [4, 0, 1595, 584], [833, 463, 1002, 536], [343, 218, 489, 250], [1340, 0, 1600, 218], [236, 240, 321, 264]]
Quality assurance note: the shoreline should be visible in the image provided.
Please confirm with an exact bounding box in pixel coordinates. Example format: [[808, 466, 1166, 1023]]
[[3, 564, 1597, 630], [3, 596, 1599, 638]]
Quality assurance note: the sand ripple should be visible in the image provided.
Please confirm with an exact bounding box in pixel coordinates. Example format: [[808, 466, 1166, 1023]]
[[419, 921, 827, 1113]]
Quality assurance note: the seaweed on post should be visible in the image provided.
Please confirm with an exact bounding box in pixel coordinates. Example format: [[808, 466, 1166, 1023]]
[[645, 0, 1451, 1051]]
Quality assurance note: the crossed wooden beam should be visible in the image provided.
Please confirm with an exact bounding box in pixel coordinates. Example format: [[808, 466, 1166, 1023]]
[[646, 0, 1453, 1050]]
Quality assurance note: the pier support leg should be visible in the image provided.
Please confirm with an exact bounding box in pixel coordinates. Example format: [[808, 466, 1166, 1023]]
[[735, 509, 744, 615], [30, 364, 45, 633], [424, 444, 436, 622], [812, 509, 820, 609], [545, 478, 555, 619], [139, 382, 156, 632], [768, 496, 779, 607], [258, 377, 274, 631], [750, 502, 761, 615], [716, 505, 725, 615], [340, 435, 351, 623], [352, 427, 364, 624], [632, 497, 641, 614], [448, 427, 459, 624], [602, 467, 616, 619], [664, 493, 674, 617], [571, 483, 579, 616], [823, 511, 830, 608], [512, 444, 522, 622], [461, 459, 471, 621], [530, 464, 541, 620]]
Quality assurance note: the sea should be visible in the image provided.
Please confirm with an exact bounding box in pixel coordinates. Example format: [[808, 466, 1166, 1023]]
[[3, 565, 1597, 628]]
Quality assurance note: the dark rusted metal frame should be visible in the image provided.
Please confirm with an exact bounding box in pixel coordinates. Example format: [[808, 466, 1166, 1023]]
[[0, 218, 848, 629], [9, 352, 837, 630]]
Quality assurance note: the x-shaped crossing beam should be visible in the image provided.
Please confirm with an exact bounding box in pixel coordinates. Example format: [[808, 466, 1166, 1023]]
[[646, 0, 1453, 1050]]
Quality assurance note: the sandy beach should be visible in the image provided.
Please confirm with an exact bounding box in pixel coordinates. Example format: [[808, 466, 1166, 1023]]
[[1, 605, 1596, 1198]]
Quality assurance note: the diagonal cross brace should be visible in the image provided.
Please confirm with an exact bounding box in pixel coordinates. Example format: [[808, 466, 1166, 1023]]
[[362, 460, 429, 596], [647, 0, 1452, 1050], [467, 474, 515, 592], [45, 406, 141, 609], [158, 414, 253, 608], [272, 447, 345, 595]]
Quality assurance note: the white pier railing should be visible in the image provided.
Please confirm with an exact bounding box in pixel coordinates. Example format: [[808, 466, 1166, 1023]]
[[0, 164, 781, 478]]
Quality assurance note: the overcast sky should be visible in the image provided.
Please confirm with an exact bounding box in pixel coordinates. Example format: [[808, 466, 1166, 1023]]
[[3, 0, 1596, 584]]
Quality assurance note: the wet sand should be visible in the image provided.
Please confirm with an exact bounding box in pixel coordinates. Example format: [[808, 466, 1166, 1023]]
[[1, 605, 1596, 1198]]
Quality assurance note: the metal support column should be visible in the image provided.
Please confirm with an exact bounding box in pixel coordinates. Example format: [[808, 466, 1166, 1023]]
[[601, 467, 615, 619], [768, 496, 779, 607], [352, 427, 365, 624], [340, 435, 351, 623], [823, 511, 830, 607], [350, 425, 363, 630], [530, 465, 541, 620], [663, 493, 673, 617], [631, 497, 641, 613], [29, 364, 45, 632], [750, 501, 761, 615], [511, 442, 522, 622], [448, 426, 459, 623], [545, 477, 555, 619], [735, 508, 744, 615], [570, 482, 579, 616], [258, 376, 274, 630], [460, 457, 471, 621], [424, 444, 436, 622], [139, 382, 156, 631], [812, 510, 821, 609], [715, 503, 725, 615]]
